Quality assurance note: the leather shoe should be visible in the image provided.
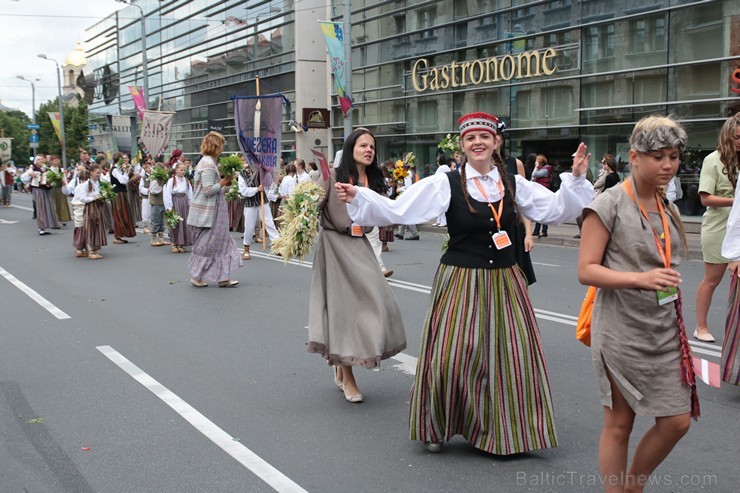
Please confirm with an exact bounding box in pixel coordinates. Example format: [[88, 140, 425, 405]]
[[190, 279, 207, 287], [693, 329, 716, 343], [343, 387, 363, 403], [218, 280, 239, 288], [383, 269, 394, 278]]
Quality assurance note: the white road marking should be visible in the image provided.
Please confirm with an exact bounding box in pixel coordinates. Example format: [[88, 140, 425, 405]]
[[390, 352, 418, 375], [532, 261, 560, 267], [96, 346, 307, 493], [0, 265, 70, 319], [689, 346, 722, 358], [0, 219, 19, 224], [10, 204, 34, 212]]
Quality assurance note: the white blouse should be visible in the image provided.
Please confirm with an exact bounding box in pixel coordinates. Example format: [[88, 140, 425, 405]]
[[346, 163, 594, 227], [111, 167, 130, 185], [73, 180, 100, 204], [163, 176, 192, 210], [722, 182, 740, 261]]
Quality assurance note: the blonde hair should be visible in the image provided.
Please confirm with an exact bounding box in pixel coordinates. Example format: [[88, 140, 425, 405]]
[[717, 113, 740, 189], [630, 115, 687, 153], [536, 154, 548, 165], [200, 131, 225, 158]]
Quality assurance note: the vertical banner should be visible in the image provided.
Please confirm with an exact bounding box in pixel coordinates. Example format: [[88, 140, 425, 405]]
[[234, 94, 282, 188], [319, 21, 353, 117], [129, 86, 147, 120], [0, 138, 11, 163], [139, 110, 174, 158], [48, 112, 63, 142], [109, 115, 135, 154]]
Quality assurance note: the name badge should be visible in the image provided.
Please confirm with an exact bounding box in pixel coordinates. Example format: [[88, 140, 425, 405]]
[[492, 231, 512, 250], [350, 224, 364, 237], [657, 286, 678, 306]]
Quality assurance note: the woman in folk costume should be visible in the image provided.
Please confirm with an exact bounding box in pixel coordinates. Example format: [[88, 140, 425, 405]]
[[147, 164, 170, 247], [237, 162, 280, 260], [98, 158, 115, 234], [77, 164, 107, 260], [119, 153, 142, 225], [21, 155, 59, 235], [109, 153, 137, 243], [336, 113, 593, 453], [164, 162, 193, 253], [187, 131, 242, 287], [227, 153, 247, 233], [139, 160, 152, 234], [70, 168, 90, 257], [307, 128, 407, 404], [48, 156, 71, 224], [722, 176, 740, 385]]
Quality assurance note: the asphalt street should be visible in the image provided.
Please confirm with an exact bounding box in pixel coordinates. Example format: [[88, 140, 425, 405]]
[[1, 191, 738, 493]]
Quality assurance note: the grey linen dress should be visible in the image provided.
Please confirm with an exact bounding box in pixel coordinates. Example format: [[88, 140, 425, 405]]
[[307, 174, 407, 368], [587, 186, 690, 416]]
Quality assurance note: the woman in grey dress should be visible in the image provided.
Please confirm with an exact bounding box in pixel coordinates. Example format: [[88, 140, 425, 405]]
[[579, 115, 697, 492], [187, 131, 242, 287], [307, 128, 406, 403]]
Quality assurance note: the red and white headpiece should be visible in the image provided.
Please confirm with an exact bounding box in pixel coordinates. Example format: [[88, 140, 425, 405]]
[[457, 112, 499, 138]]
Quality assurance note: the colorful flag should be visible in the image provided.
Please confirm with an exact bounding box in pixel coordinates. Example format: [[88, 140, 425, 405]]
[[234, 95, 283, 188], [692, 357, 721, 388], [129, 86, 147, 120], [319, 21, 353, 117], [0, 138, 11, 162], [140, 110, 174, 158], [48, 112, 62, 142]]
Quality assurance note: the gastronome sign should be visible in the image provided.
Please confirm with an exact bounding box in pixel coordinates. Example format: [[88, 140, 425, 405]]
[[411, 48, 559, 93]]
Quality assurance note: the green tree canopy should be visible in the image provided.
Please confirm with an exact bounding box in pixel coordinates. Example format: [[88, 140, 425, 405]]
[[36, 96, 88, 167]]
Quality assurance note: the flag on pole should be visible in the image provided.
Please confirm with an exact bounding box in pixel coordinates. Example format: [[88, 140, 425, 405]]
[[129, 86, 147, 120], [234, 94, 282, 188], [310, 148, 330, 181], [48, 112, 62, 142], [140, 110, 174, 158], [319, 21, 353, 117], [692, 357, 721, 388]]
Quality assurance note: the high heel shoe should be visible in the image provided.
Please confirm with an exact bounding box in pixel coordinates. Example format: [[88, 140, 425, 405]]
[[693, 329, 716, 343], [343, 386, 363, 403], [333, 366, 344, 391]]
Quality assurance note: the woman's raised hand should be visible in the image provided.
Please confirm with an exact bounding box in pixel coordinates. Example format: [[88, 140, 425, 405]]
[[571, 142, 591, 177], [334, 182, 357, 203]]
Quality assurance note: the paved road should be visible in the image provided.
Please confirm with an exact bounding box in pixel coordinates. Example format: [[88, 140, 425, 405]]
[[1, 192, 738, 492]]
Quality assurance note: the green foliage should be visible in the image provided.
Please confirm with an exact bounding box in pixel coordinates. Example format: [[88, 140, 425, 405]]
[[218, 154, 244, 176], [36, 96, 88, 166], [150, 165, 169, 183], [0, 109, 31, 165]]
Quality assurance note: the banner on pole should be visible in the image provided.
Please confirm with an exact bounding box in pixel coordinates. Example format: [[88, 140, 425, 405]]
[[234, 94, 282, 188], [109, 115, 136, 154], [140, 110, 174, 158], [129, 86, 147, 120], [48, 112, 63, 142], [0, 138, 11, 162], [319, 21, 353, 117]]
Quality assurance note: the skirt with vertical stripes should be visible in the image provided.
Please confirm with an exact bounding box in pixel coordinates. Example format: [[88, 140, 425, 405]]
[[112, 192, 136, 238], [84, 200, 108, 250], [51, 187, 71, 223], [169, 193, 192, 246], [127, 177, 142, 223], [722, 274, 740, 385], [31, 187, 60, 231], [228, 196, 246, 232], [409, 263, 558, 455]]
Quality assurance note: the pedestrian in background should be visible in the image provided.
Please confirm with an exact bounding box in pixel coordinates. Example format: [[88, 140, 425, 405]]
[[187, 131, 242, 287], [336, 112, 593, 454], [0, 159, 15, 207], [578, 115, 696, 492], [694, 113, 739, 342], [531, 153, 552, 237]]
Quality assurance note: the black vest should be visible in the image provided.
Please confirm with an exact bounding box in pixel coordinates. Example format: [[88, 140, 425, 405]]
[[241, 168, 265, 207], [110, 172, 127, 193], [441, 170, 518, 269]]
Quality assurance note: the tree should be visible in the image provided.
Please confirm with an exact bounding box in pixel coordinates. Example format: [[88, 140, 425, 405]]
[[36, 96, 88, 166], [0, 109, 32, 165]]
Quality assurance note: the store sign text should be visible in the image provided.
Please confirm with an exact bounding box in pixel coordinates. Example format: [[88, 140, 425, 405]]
[[412, 48, 558, 93]]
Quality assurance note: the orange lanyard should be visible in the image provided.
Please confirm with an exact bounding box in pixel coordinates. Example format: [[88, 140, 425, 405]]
[[623, 179, 671, 268], [472, 176, 505, 231]]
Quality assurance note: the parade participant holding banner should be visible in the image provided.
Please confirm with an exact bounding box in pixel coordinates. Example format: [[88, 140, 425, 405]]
[[187, 131, 242, 287], [237, 161, 279, 260], [579, 115, 696, 492], [336, 113, 592, 452], [308, 128, 407, 404]]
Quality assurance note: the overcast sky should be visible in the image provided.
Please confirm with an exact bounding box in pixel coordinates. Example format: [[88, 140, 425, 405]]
[[0, 0, 124, 118]]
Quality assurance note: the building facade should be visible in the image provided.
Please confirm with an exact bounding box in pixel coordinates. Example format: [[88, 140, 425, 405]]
[[84, 0, 739, 213]]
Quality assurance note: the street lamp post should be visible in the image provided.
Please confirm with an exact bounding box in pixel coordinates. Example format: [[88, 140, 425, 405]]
[[37, 55, 67, 169], [16, 75, 40, 157], [116, 0, 148, 108]]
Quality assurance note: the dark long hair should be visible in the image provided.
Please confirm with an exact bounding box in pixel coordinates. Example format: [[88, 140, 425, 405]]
[[335, 128, 387, 194]]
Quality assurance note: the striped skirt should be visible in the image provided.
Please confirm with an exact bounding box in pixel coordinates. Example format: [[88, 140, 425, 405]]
[[84, 200, 108, 250], [112, 192, 136, 238], [228, 195, 246, 232], [169, 193, 192, 246], [51, 187, 71, 223], [31, 187, 60, 230], [409, 263, 558, 455], [378, 225, 395, 243], [722, 274, 740, 385], [127, 177, 142, 223]]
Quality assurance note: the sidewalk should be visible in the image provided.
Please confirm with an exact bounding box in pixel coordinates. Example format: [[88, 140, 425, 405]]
[[418, 216, 704, 260]]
